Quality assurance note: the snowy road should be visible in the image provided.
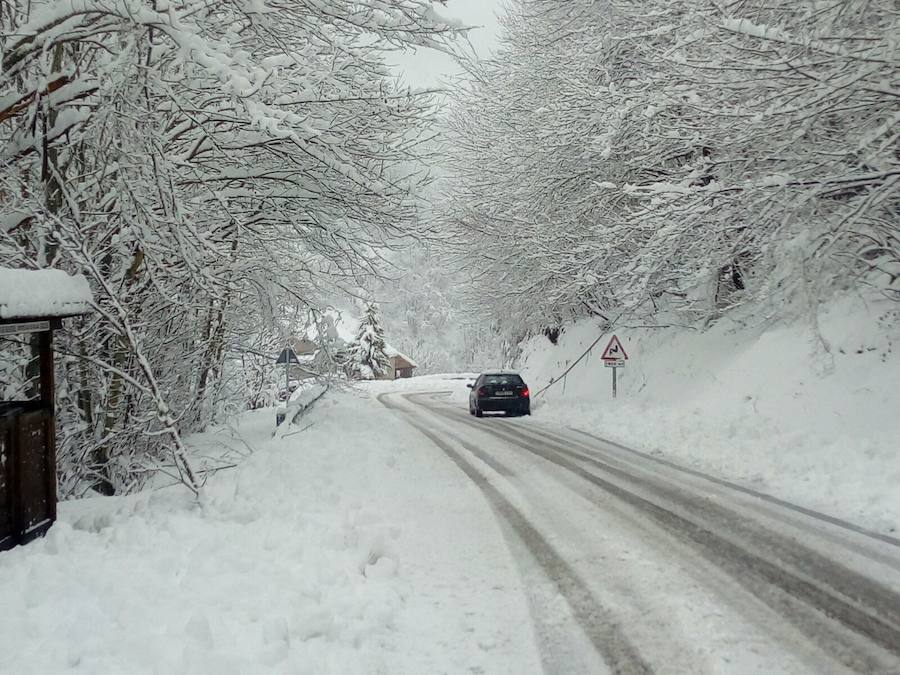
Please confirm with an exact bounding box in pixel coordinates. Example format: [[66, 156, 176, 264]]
[[379, 390, 900, 675]]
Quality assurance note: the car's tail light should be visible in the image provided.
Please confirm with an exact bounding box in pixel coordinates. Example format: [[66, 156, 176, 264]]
[[477, 387, 488, 397], [521, 388, 530, 398]]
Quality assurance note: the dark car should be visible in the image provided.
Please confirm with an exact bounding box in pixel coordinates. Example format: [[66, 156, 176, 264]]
[[467, 372, 530, 417]]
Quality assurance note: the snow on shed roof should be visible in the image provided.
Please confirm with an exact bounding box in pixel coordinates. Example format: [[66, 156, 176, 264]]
[[384, 344, 417, 368], [0, 267, 93, 320]]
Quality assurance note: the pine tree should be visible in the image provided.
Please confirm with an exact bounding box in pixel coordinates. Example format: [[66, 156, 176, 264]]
[[347, 304, 390, 380]]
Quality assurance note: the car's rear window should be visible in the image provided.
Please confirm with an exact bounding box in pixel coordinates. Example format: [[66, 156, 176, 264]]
[[483, 374, 523, 386]]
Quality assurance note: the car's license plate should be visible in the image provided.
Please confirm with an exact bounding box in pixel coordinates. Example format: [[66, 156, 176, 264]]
[[496, 390, 513, 396]]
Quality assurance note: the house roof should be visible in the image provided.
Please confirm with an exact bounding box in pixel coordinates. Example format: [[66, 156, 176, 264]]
[[385, 344, 417, 368], [0, 267, 92, 320], [288, 336, 318, 355]]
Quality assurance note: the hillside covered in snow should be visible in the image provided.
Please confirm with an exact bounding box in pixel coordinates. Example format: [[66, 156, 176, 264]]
[[519, 292, 900, 533]]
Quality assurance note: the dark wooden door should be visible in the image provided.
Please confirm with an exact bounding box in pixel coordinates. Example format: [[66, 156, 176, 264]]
[[0, 407, 55, 550], [18, 409, 54, 541]]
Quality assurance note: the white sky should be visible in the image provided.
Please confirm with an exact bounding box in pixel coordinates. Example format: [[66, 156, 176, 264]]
[[391, 0, 504, 87]]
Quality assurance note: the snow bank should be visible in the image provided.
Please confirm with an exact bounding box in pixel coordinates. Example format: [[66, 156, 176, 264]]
[[0, 266, 92, 319], [361, 372, 477, 402], [288, 380, 328, 407], [519, 293, 900, 534], [272, 381, 328, 434], [0, 388, 539, 674]]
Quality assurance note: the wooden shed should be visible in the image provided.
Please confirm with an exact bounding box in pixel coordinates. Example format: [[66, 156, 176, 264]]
[[0, 267, 92, 551], [382, 345, 417, 380]]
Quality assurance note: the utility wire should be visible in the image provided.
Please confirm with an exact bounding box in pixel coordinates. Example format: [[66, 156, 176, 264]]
[[532, 331, 609, 399]]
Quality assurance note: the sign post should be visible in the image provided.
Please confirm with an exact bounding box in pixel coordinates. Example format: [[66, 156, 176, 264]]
[[600, 335, 628, 398], [613, 365, 618, 398]]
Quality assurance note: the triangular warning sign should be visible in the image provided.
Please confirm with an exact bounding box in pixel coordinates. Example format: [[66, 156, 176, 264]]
[[601, 335, 628, 361], [275, 348, 300, 364]]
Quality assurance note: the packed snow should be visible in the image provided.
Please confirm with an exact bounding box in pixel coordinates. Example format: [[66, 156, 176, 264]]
[[0, 266, 93, 319]]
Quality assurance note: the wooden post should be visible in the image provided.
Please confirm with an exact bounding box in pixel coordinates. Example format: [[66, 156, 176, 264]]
[[38, 330, 57, 522], [39, 330, 54, 409]]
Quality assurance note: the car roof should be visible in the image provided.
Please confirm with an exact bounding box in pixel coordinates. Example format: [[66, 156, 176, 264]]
[[480, 371, 522, 376]]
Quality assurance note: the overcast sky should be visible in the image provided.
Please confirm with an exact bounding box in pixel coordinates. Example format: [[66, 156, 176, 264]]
[[391, 0, 504, 87]]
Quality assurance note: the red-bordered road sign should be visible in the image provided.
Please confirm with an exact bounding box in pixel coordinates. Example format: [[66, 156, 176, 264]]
[[601, 335, 628, 362]]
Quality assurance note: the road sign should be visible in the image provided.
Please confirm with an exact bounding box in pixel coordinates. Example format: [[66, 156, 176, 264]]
[[601, 335, 628, 362], [600, 335, 628, 398], [275, 348, 300, 364]]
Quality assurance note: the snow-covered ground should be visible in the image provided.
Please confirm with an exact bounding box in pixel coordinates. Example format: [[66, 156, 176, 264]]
[[518, 292, 900, 535], [2, 362, 898, 673], [0, 384, 540, 675]]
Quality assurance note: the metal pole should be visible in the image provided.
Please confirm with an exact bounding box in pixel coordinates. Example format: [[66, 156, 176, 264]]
[[285, 356, 290, 396], [612, 366, 617, 398]]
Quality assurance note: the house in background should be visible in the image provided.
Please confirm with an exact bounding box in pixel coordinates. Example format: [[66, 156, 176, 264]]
[[275, 337, 321, 388], [281, 312, 419, 381], [382, 345, 417, 380], [287, 336, 320, 380], [289, 336, 318, 357], [318, 309, 418, 379]]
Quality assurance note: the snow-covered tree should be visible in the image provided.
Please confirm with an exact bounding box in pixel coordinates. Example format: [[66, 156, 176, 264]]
[[440, 0, 899, 348], [0, 0, 465, 495], [347, 304, 390, 380]]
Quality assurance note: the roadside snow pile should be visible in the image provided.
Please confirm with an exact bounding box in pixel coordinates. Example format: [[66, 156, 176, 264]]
[[362, 372, 477, 398], [272, 381, 329, 434], [520, 293, 900, 534], [0, 387, 538, 674], [287, 381, 328, 410], [0, 266, 93, 318]]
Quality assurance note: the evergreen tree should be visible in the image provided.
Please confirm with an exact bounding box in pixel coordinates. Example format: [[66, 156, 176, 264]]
[[347, 304, 390, 380]]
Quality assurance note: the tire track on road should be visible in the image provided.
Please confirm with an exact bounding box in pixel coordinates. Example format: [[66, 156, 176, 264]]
[[414, 395, 900, 673], [565, 426, 900, 550], [492, 416, 900, 592], [378, 393, 654, 675], [512, 420, 900, 566]]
